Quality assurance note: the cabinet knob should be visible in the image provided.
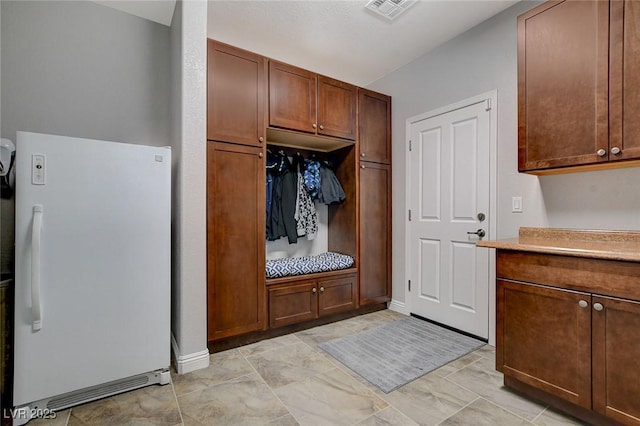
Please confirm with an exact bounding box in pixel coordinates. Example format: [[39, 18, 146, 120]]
[[312, 123, 317, 129], [258, 152, 263, 158], [259, 136, 264, 142], [578, 300, 588, 308], [312, 287, 317, 294], [320, 286, 325, 292], [593, 302, 604, 311], [361, 165, 365, 169], [597, 149, 607, 157], [319, 124, 324, 130], [361, 153, 366, 157], [611, 146, 621, 155]]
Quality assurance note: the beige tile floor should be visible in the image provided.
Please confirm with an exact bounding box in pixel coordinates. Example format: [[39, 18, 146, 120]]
[[32, 310, 586, 426]]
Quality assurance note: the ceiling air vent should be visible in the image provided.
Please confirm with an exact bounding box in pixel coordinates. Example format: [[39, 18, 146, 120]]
[[365, 0, 416, 21]]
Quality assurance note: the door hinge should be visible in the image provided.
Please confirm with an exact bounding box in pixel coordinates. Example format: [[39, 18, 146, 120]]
[[409, 140, 412, 151], [485, 98, 492, 111], [408, 280, 411, 292], [408, 210, 412, 221]]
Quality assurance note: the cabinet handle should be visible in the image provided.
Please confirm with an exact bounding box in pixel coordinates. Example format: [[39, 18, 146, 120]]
[[259, 136, 264, 142], [361, 153, 366, 157], [312, 287, 317, 294], [312, 123, 317, 129], [320, 286, 325, 293], [578, 300, 588, 308], [593, 303, 604, 311], [258, 152, 263, 158], [611, 147, 621, 155], [597, 149, 606, 157], [319, 124, 324, 130]]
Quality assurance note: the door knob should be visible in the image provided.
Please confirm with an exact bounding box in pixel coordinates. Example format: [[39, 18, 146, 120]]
[[312, 288, 317, 294], [611, 147, 621, 155], [597, 149, 606, 157], [467, 229, 486, 239], [593, 303, 604, 311], [319, 125, 324, 130], [578, 300, 588, 308]]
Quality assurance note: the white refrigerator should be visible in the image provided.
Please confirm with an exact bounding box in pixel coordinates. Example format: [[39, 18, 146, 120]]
[[13, 132, 171, 424]]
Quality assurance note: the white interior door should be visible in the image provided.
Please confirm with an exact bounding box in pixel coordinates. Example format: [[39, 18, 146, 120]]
[[407, 99, 491, 339]]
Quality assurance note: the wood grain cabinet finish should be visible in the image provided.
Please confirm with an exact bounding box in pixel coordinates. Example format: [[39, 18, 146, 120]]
[[497, 280, 591, 408], [268, 273, 357, 328], [358, 162, 391, 305], [518, 0, 610, 172], [358, 89, 391, 164], [496, 250, 640, 425], [207, 40, 266, 147], [269, 60, 356, 140], [592, 296, 640, 425], [207, 142, 266, 341], [609, 0, 640, 163]]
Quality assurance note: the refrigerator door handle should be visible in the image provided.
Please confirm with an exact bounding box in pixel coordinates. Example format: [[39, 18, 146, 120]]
[[32, 204, 43, 331]]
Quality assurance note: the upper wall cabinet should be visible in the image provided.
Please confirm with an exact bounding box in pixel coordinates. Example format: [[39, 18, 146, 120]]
[[269, 60, 357, 141], [609, 1, 640, 162], [207, 40, 266, 147], [518, 0, 640, 174], [358, 89, 391, 164]]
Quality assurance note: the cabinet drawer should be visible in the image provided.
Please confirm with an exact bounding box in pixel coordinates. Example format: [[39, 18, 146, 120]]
[[496, 250, 640, 301]]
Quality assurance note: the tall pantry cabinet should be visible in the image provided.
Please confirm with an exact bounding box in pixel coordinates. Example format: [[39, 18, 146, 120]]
[[206, 40, 267, 341], [358, 89, 392, 305], [207, 39, 392, 344]]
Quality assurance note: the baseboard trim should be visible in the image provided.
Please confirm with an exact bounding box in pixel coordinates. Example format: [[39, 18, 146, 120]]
[[171, 334, 210, 374], [388, 299, 410, 315]]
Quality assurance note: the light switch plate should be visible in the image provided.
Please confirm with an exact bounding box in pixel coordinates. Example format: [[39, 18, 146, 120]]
[[512, 196, 523, 213]]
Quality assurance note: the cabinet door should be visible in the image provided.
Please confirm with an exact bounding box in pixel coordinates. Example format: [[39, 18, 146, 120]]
[[268, 281, 318, 328], [517, 1, 609, 171], [269, 60, 317, 134], [497, 280, 591, 408], [609, 1, 640, 162], [317, 76, 356, 140], [359, 163, 391, 306], [207, 40, 266, 147], [358, 89, 391, 164], [318, 275, 357, 316], [207, 142, 266, 341], [592, 295, 640, 425]]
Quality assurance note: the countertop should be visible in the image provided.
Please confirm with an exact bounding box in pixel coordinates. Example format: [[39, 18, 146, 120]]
[[477, 227, 640, 262]]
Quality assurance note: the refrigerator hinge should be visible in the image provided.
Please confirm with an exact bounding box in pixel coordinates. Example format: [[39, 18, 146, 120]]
[[408, 210, 412, 221], [409, 140, 412, 151], [485, 98, 492, 111], [408, 280, 411, 292]]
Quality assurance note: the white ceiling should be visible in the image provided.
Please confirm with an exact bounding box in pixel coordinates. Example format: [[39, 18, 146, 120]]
[[207, 0, 520, 86], [94, 0, 520, 87]]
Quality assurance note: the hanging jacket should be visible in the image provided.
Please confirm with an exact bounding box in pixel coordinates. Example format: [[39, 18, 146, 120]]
[[318, 164, 346, 204], [294, 172, 318, 240]]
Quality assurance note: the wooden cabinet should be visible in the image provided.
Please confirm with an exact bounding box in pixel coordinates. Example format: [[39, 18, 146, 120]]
[[497, 280, 591, 408], [518, 0, 640, 173], [269, 60, 356, 140], [359, 163, 391, 305], [207, 40, 266, 147], [496, 250, 640, 425], [358, 87, 392, 306], [609, 0, 640, 163], [268, 272, 357, 328], [358, 89, 391, 164], [207, 141, 266, 341], [592, 296, 640, 425]]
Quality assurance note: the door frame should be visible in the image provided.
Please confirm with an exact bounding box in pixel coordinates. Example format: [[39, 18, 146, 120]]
[[404, 90, 498, 345]]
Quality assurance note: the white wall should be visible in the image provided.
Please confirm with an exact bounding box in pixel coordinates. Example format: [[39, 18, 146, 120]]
[[368, 0, 640, 308], [169, 0, 209, 374], [0, 0, 171, 274]]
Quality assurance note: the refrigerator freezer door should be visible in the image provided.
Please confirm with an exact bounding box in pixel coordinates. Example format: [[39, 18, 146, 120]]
[[13, 132, 171, 406]]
